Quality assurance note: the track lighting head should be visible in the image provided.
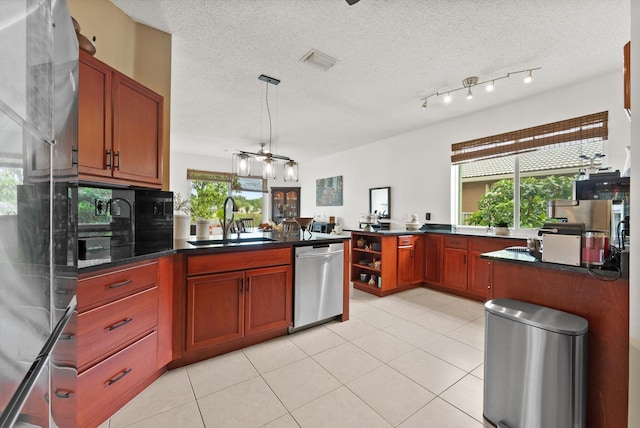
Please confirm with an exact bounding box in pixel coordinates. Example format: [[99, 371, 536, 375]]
[[524, 70, 533, 84], [486, 81, 495, 92], [444, 93, 452, 103], [466, 88, 473, 100], [421, 99, 428, 109]]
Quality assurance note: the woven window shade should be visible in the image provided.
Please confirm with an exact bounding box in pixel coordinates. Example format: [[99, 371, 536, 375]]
[[451, 111, 608, 164], [186, 169, 267, 193]]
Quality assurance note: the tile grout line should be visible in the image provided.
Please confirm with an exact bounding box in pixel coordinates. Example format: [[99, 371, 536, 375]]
[[184, 365, 209, 428]]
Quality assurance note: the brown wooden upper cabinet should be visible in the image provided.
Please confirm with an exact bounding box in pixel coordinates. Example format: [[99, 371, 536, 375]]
[[271, 187, 300, 223], [78, 51, 163, 188], [624, 41, 631, 113]]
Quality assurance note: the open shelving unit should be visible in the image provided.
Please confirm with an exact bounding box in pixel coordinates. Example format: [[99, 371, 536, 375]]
[[350, 232, 394, 296]]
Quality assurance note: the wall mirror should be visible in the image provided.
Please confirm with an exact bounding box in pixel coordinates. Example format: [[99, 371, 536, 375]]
[[369, 187, 390, 219]]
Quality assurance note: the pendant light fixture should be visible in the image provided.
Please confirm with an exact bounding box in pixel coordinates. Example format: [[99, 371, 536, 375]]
[[232, 75, 299, 181]]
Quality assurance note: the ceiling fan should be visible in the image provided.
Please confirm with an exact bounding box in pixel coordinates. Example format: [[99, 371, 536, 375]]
[[345, 0, 361, 5]]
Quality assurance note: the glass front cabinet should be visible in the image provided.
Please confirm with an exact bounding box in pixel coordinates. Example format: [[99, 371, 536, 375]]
[[271, 187, 300, 223]]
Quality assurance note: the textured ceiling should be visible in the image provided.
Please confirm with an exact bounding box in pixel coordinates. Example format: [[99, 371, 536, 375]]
[[111, 0, 630, 162]]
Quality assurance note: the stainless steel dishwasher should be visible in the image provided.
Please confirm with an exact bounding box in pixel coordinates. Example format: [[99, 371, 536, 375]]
[[290, 243, 344, 332]]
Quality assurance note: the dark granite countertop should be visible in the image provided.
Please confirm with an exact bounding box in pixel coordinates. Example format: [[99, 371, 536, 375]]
[[347, 227, 531, 240], [482, 249, 626, 280], [78, 231, 349, 273]]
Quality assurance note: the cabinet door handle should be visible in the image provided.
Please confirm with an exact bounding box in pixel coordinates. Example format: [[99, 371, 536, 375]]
[[71, 146, 78, 167], [114, 150, 120, 170], [239, 280, 244, 294], [107, 317, 133, 331], [108, 279, 132, 289], [107, 368, 132, 386], [59, 333, 74, 341], [246, 278, 250, 292], [106, 149, 112, 169], [54, 389, 74, 399], [463, 254, 467, 264]]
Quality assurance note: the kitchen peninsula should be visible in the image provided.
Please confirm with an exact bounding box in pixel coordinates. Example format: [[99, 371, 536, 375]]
[[351, 229, 526, 300], [482, 250, 629, 428]]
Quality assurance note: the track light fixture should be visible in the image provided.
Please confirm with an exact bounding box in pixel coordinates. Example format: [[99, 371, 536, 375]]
[[420, 67, 540, 109]]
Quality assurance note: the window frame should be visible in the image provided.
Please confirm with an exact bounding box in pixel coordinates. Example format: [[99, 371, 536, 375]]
[[451, 112, 609, 232]]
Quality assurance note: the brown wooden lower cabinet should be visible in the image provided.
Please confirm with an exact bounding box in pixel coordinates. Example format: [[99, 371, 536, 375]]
[[172, 248, 293, 367], [489, 259, 629, 428], [185, 264, 292, 352], [397, 235, 424, 287], [424, 234, 442, 284], [442, 244, 468, 292], [75, 258, 171, 427], [424, 234, 525, 301], [78, 331, 158, 427]]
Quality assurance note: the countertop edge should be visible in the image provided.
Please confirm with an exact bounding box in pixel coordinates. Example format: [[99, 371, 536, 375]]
[[481, 249, 627, 280], [347, 229, 530, 239], [79, 232, 350, 273]]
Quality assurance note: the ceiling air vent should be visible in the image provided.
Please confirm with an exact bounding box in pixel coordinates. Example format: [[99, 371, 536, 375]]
[[300, 49, 337, 71]]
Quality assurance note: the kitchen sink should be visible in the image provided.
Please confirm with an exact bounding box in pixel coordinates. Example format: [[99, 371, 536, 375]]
[[187, 237, 276, 246]]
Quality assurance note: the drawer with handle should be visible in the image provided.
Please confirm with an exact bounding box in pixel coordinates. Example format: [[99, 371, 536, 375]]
[[397, 235, 413, 247], [79, 261, 158, 311], [443, 236, 468, 250], [77, 286, 158, 371], [78, 331, 157, 427]]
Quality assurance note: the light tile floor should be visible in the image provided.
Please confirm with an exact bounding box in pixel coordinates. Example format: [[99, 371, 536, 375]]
[[101, 286, 489, 428]]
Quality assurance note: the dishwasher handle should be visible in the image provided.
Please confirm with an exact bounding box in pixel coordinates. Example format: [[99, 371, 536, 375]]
[[296, 249, 344, 259]]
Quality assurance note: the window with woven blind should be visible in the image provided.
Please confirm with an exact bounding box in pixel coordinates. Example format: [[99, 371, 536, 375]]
[[455, 111, 608, 229], [451, 111, 608, 164]]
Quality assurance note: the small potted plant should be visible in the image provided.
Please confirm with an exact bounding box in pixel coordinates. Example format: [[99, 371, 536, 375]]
[[493, 220, 511, 236]]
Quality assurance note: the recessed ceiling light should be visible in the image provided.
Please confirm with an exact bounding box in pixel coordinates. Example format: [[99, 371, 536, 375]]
[[300, 49, 337, 71]]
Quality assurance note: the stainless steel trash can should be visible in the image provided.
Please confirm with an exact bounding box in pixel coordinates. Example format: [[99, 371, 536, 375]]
[[483, 299, 588, 428]]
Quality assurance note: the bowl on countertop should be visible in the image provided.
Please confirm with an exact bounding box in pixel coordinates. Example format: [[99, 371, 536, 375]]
[[405, 222, 422, 231], [294, 217, 314, 230]]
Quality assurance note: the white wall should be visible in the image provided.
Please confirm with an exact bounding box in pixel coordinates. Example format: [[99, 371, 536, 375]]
[[301, 71, 630, 230], [169, 151, 231, 199]]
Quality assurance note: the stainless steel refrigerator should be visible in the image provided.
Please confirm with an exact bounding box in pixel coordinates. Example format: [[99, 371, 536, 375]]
[[0, 1, 78, 426]]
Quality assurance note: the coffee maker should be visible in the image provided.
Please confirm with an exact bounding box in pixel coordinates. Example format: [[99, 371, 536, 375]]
[[546, 175, 630, 267], [573, 174, 630, 247]]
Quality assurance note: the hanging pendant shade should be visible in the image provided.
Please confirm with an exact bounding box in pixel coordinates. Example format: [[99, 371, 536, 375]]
[[262, 156, 277, 180], [232, 152, 253, 176], [284, 160, 299, 182]]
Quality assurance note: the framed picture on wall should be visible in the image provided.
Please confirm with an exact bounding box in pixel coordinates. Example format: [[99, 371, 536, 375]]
[[316, 175, 343, 206]]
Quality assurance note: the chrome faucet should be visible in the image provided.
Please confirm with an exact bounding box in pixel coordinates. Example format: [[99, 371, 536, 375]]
[[222, 196, 238, 240]]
